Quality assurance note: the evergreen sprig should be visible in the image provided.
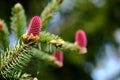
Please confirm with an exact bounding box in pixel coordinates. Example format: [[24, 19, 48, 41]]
[[0, 41, 32, 78], [40, 0, 63, 29], [10, 3, 27, 40], [0, 0, 88, 79], [39, 31, 80, 54], [30, 48, 57, 65], [0, 31, 84, 78]]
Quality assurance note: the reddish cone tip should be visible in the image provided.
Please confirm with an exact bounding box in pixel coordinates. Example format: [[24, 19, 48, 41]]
[[0, 21, 3, 31], [27, 16, 42, 36], [52, 51, 63, 63], [75, 29, 87, 47]]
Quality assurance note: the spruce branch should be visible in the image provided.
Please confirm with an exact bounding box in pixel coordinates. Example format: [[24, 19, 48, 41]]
[[0, 20, 9, 51], [0, 41, 32, 78], [30, 48, 63, 67], [61, 41, 82, 54], [39, 31, 64, 48], [39, 31, 85, 54], [10, 3, 27, 40], [0, 1, 88, 79], [40, 0, 63, 29], [0, 30, 87, 78]]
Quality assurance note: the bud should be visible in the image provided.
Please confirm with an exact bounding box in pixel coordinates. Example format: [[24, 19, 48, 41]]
[[75, 29, 87, 54], [75, 29, 87, 47], [52, 51, 63, 67], [50, 40, 56, 44], [57, 39, 64, 45], [33, 77, 38, 80], [0, 21, 3, 31], [22, 16, 42, 42], [27, 16, 42, 36], [15, 3, 22, 9]]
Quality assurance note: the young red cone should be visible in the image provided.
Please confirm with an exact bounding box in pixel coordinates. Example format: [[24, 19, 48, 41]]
[[52, 51, 64, 67], [0, 21, 3, 31], [27, 16, 42, 36], [75, 29, 87, 53]]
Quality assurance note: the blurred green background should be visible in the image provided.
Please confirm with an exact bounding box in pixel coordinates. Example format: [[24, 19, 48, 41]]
[[0, 0, 120, 80]]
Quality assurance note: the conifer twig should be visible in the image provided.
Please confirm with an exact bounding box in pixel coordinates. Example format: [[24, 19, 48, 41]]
[[10, 3, 27, 39], [40, 0, 63, 29]]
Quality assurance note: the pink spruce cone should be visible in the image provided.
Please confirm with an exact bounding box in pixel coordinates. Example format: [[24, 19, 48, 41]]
[[27, 16, 42, 36], [75, 29, 87, 53], [52, 51, 64, 67], [0, 21, 3, 31], [75, 29, 87, 47]]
